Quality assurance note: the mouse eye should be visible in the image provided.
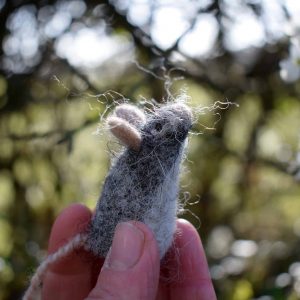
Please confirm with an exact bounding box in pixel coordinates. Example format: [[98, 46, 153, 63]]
[[149, 121, 164, 136], [165, 132, 173, 139], [154, 122, 163, 132]]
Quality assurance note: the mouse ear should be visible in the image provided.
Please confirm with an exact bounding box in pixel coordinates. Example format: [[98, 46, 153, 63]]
[[107, 116, 141, 151], [115, 104, 146, 128]]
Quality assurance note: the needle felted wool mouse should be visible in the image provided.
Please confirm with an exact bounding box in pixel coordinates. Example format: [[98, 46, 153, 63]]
[[23, 101, 193, 300]]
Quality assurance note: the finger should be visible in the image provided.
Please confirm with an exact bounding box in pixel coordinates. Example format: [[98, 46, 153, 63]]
[[167, 219, 216, 300], [42, 204, 101, 300], [86, 221, 160, 300]]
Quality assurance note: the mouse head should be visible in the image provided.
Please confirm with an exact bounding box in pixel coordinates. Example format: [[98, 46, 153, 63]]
[[142, 103, 192, 148], [107, 103, 192, 151]]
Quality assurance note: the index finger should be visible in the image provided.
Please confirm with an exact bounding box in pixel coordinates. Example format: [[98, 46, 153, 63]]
[[42, 204, 102, 300]]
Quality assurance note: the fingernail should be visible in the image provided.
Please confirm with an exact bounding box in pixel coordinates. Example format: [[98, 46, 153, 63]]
[[105, 222, 144, 270]]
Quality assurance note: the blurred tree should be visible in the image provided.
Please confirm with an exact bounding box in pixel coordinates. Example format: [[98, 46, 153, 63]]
[[0, 0, 300, 299]]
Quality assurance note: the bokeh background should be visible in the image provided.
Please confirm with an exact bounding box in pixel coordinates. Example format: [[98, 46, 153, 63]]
[[1, 0, 300, 299]]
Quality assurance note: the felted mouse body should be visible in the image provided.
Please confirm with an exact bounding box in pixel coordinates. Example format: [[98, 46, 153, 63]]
[[23, 101, 193, 300], [87, 102, 192, 258]]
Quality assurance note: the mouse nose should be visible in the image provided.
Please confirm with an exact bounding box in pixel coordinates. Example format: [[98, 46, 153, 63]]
[[167, 103, 193, 130]]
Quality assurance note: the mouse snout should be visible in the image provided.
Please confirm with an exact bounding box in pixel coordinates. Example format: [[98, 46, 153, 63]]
[[165, 103, 193, 133], [168, 103, 192, 122]]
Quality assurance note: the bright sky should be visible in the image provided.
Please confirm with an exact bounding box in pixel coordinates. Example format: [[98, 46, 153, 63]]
[[3, 0, 300, 71], [55, 0, 300, 67], [56, 29, 131, 68]]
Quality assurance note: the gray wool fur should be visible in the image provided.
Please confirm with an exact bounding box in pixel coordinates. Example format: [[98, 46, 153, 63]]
[[87, 102, 192, 259]]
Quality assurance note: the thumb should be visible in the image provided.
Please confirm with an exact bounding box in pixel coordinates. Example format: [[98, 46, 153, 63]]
[[86, 221, 160, 300]]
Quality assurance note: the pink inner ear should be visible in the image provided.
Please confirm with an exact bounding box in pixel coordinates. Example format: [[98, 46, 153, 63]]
[[107, 116, 142, 151], [115, 104, 146, 128]]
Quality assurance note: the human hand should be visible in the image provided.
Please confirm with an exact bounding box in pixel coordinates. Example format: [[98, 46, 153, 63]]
[[42, 204, 216, 300]]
